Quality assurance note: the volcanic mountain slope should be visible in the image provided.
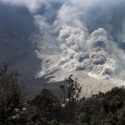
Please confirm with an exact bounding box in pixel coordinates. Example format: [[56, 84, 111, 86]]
[[0, 2, 41, 79], [1, 0, 125, 99], [24, 70, 117, 99]]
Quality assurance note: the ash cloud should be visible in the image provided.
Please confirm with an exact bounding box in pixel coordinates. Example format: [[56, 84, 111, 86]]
[[36, 0, 125, 80], [1, 0, 125, 81]]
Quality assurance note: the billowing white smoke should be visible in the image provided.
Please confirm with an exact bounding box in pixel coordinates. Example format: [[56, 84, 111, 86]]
[[86, 29, 116, 79], [56, 7, 117, 79], [2, 0, 125, 81], [35, 1, 125, 80]]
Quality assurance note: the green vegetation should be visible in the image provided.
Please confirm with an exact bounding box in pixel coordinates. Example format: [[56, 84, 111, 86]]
[[0, 64, 23, 124], [1, 64, 125, 125]]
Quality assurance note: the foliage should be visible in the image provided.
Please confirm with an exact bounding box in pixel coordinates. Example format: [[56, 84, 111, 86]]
[[59, 75, 82, 103], [27, 88, 61, 124], [66, 75, 82, 102], [102, 87, 125, 113], [0, 64, 22, 124], [75, 103, 91, 125], [1, 67, 125, 125]]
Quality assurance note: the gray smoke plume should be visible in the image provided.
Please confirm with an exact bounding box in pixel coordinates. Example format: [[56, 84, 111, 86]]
[[1, 0, 125, 82], [35, 0, 125, 81]]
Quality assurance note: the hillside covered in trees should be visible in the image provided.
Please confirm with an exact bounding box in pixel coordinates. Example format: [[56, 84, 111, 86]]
[[0, 64, 125, 125]]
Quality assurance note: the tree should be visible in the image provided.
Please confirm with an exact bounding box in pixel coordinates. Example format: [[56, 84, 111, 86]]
[[0, 64, 22, 124], [102, 87, 125, 113], [27, 89, 61, 124], [59, 75, 82, 103], [59, 75, 82, 124]]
